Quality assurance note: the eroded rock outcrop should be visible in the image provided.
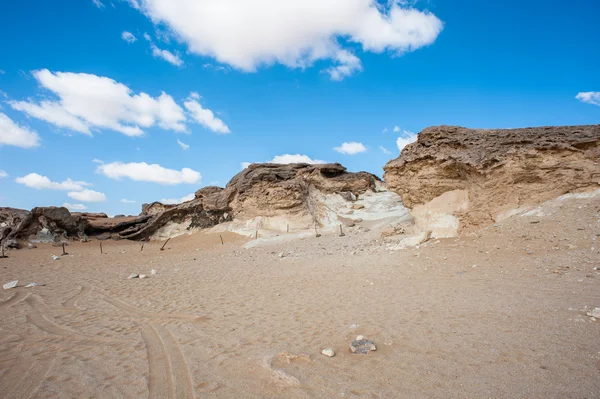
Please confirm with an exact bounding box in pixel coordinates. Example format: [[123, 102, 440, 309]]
[[384, 124, 600, 236]]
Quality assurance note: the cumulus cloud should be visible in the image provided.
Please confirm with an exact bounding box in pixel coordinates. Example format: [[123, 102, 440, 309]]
[[122, 31, 137, 43], [96, 161, 201, 185], [120, 198, 136, 203], [9, 69, 187, 136], [160, 193, 195, 204], [68, 189, 107, 202], [334, 142, 367, 155], [326, 50, 362, 81], [0, 170, 8, 178], [184, 95, 230, 134], [242, 154, 326, 169], [0, 112, 41, 148], [576, 92, 600, 106], [177, 139, 190, 150], [63, 202, 87, 211], [129, 0, 442, 79], [15, 173, 91, 191], [396, 130, 418, 152]]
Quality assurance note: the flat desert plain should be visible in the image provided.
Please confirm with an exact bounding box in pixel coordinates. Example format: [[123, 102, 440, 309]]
[[1, 194, 599, 398]]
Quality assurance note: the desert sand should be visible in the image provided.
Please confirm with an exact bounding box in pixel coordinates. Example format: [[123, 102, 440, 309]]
[[1, 192, 599, 398]]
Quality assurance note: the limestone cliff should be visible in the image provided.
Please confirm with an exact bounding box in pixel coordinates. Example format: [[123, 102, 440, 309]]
[[383, 124, 600, 234]]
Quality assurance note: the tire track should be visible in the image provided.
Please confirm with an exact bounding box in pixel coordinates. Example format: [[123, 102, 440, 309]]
[[63, 284, 93, 310], [100, 291, 207, 322], [26, 295, 127, 345], [0, 291, 29, 311], [141, 324, 172, 399], [141, 324, 195, 399], [1, 356, 55, 399]]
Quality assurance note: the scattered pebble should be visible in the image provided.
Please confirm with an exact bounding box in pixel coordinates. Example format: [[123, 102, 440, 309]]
[[151, 269, 157, 275], [52, 255, 60, 260], [25, 282, 39, 288], [586, 308, 600, 319], [350, 338, 377, 354], [139, 274, 148, 279], [349, 323, 359, 329], [321, 348, 335, 357], [128, 273, 139, 279], [3, 280, 18, 290]]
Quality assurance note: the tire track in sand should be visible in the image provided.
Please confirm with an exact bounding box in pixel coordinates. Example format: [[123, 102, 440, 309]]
[[63, 284, 93, 310], [141, 324, 195, 399], [1, 356, 55, 399], [26, 295, 126, 345], [0, 291, 29, 311]]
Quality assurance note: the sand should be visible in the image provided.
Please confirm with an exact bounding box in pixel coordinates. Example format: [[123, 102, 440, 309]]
[[0, 195, 599, 398]]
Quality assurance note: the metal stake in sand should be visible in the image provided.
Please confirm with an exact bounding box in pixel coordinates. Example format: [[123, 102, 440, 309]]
[[314, 222, 321, 238], [100, 242, 103, 254], [287, 224, 289, 233], [160, 238, 171, 251], [339, 224, 345, 237], [0, 245, 7, 259], [140, 243, 144, 252], [61, 243, 68, 255], [220, 235, 224, 245]]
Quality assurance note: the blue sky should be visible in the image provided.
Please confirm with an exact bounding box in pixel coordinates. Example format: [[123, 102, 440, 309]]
[[0, 0, 599, 216]]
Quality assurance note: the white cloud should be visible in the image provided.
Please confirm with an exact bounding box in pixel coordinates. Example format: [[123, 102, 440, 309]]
[[396, 130, 418, 152], [382, 127, 389, 133], [92, 0, 104, 8], [129, 0, 443, 79], [334, 142, 367, 155], [270, 154, 326, 164], [120, 198, 137, 204], [63, 202, 87, 211], [160, 193, 195, 204], [379, 146, 392, 155], [184, 95, 230, 134], [177, 139, 190, 150], [576, 92, 600, 106], [68, 189, 107, 202], [92, 158, 104, 164], [0, 170, 7, 178], [122, 31, 137, 43], [10, 69, 187, 136], [15, 173, 91, 191], [393, 126, 400, 132], [150, 43, 184, 66], [0, 112, 41, 148], [325, 50, 362, 81], [97, 161, 201, 185], [242, 154, 326, 169]]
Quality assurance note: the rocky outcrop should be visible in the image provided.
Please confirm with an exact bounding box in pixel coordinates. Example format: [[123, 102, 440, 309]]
[[383, 124, 600, 234]]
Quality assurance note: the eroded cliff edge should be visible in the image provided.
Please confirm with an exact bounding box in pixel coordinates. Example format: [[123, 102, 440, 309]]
[[383, 124, 600, 236]]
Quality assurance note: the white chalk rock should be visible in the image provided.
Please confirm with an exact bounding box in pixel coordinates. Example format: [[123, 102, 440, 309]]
[[151, 269, 157, 275], [139, 274, 148, 279], [587, 308, 600, 318], [52, 255, 60, 260], [321, 348, 335, 357], [356, 335, 365, 341], [128, 273, 139, 279], [3, 280, 18, 289], [25, 282, 38, 288]]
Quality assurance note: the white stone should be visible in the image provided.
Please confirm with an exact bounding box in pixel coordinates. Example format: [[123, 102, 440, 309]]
[[25, 282, 37, 288], [3, 280, 18, 289], [128, 273, 139, 279], [52, 255, 60, 260], [139, 274, 148, 279], [356, 335, 365, 341], [151, 269, 157, 275], [586, 308, 600, 318], [321, 348, 335, 357]]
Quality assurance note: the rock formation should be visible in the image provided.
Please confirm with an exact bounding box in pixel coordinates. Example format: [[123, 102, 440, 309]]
[[384, 124, 600, 236], [1, 163, 395, 245]]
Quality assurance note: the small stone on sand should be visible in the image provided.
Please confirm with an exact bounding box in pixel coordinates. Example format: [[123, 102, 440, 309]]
[[321, 348, 335, 357], [3, 280, 18, 290]]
